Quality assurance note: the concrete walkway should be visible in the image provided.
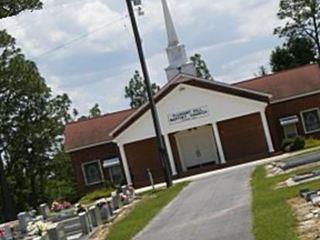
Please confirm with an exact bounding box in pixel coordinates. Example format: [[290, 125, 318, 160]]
[[134, 166, 254, 240]]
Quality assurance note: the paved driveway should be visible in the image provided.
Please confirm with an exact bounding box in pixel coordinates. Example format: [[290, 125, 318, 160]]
[[134, 166, 254, 240]]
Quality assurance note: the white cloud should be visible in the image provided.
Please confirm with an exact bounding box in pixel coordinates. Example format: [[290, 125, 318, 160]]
[[0, 0, 282, 114]]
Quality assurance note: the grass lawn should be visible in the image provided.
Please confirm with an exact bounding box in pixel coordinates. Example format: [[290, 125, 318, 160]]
[[252, 165, 320, 240], [79, 187, 114, 205], [106, 182, 189, 240]]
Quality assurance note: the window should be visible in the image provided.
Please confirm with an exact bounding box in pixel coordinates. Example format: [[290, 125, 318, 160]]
[[109, 165, 123, 185], [82, 160, 103, 186], [301, 109, 320, 134], [279, 116, 299, 139], [103, 158, 124, 186], [283, 124, 298, 139]]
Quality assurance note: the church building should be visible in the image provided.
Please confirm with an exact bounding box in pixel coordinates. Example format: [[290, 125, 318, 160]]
[[65, 0, 320, 194]]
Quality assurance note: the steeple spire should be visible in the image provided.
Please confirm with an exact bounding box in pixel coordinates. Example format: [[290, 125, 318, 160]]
[[161, 0, 196, 81], [161, 0, 179, 47]]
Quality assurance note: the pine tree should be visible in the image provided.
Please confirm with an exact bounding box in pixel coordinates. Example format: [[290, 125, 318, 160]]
[[125, 70, 160, 109], [190, 53, 213, 80]]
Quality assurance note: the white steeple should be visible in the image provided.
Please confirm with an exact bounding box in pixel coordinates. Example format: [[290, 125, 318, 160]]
[[161, 0, 196, 81]]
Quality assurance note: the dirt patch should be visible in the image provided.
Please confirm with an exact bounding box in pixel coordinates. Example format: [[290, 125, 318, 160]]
[[288, 197, 320, 240]]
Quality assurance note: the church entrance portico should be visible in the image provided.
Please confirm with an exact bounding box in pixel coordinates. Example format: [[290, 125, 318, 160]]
[[174, 125, 220, 172]]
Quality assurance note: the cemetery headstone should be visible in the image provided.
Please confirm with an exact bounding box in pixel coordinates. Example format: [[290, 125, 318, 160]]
[[311, 194, 320, 205], [39, 203, 50, 220], [106, 197, 114, 215], [89, 206, 98, 227], [79, 212, 90, 235], [17, 212, 29, 234], [111, 192, 120, 210], [47, 223, 66, 240], [0, 224, 13, 240]]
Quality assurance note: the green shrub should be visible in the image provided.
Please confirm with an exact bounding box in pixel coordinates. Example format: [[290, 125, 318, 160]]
[[290, 136, 305, 151], [282, 136, 305, 152], [305, 137, 320, 149], [79, 187, 114, 205], [282, 138, 294, 151]]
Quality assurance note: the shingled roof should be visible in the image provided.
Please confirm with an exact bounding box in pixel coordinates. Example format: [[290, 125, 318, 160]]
[[64, 64, 320, 152], [64, 109, 135, 152], [234, 64, 320, 102]]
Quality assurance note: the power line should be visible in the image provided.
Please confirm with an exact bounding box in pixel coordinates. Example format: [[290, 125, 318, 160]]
[[3, 0, 110, 32], [32, 15, 129, 60]]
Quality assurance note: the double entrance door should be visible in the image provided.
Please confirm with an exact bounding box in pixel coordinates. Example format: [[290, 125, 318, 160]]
[[175, 125, 219, 171]]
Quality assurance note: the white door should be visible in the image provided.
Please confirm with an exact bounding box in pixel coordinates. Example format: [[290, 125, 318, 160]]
[[175, 125, 219, 171]]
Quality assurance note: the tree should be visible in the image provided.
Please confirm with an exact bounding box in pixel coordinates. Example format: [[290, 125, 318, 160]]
[[125, 70, 160, 109], [274, 0, 320, 59], [0, 0, 42, 19], [44, 151, 78, 203], [255, 66, 269, 77], [0, 1, 44, 221], [270, 37, 316, 72], [190, 53, 213, 80], [89, 104, 101, 118], [0, 31, 72, 218]]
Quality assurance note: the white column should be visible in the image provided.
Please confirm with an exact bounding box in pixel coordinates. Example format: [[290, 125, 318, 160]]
[[212, 123, 226, 164], [164, 134, 178, 176], [260, 111, 275, 153], [118, 144, 132, 185]]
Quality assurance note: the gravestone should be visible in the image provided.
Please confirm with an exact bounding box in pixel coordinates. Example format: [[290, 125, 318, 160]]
[[311, 194, 320, 205], [99, 201, 111, 223], [39, 203, 50, 220], [17, 212, 29, 233], [47, 223, 66, 240], [0, 224, 13, 240], [299, 188, 310, 198], [88, 206, 98, 227], [128, 185, 136, 202], [111, 192, 120, 210], [79, 212, 90, 235], [94, 206, 103, 226]]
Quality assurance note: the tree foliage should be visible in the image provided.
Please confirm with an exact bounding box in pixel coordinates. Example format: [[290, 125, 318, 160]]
[[44, 151, 78, 203], [274, 0, 320, 59], [0, 30, 74, 220], [0, 0, 77, 221], [270, 37, 316, 72], [89, 103, 102, 118], [190, 53, 213, 80], [0, 0, 42, 19], [125, 70, 160, 109], [255, 66, 269, 77]]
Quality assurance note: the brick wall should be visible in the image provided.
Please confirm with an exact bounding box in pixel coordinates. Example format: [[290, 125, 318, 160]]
[[267, 93, 320, 150], [69, 143, 121, 195]]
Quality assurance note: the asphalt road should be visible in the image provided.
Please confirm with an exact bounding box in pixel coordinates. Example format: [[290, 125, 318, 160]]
[[134, 166, 254, 240]]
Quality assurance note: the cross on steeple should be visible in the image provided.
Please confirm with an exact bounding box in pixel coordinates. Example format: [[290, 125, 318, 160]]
[[161, 0, 196, 81]]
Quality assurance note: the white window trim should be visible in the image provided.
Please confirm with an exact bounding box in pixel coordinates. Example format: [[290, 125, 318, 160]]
[[81, 160, 104, 186], [300, 108, 320, 134]]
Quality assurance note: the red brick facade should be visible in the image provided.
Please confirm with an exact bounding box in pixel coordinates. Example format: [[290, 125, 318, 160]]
[[69, 143, 122, 195], [124, 138, 165, 188], [66, 66, 320, 193], [266, 93, 320, 151], [217, 113, 269, 161]]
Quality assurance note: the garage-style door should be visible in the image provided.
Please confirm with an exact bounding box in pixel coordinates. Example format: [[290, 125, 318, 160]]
[[217, 113, 268, 161]]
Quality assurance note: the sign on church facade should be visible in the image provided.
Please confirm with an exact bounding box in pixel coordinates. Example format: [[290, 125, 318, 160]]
[[168, 105, 209, 125]]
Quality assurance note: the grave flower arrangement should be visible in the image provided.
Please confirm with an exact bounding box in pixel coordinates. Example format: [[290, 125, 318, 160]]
[[119, 193, 129, 205], [27, 220, 48, 237], [51, 200, 72, 212]]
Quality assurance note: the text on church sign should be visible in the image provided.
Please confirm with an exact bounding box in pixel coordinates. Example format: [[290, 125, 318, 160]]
[[168, 106, 209, 125]]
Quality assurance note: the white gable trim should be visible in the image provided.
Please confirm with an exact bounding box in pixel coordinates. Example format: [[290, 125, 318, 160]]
[[113, 83, 268, 145]]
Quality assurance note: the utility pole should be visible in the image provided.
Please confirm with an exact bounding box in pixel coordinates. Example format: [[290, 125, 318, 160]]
[[125, 0, 172, 188]]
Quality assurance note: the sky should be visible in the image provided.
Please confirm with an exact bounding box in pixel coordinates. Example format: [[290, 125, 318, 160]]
[[0, 0, 283, 115]]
